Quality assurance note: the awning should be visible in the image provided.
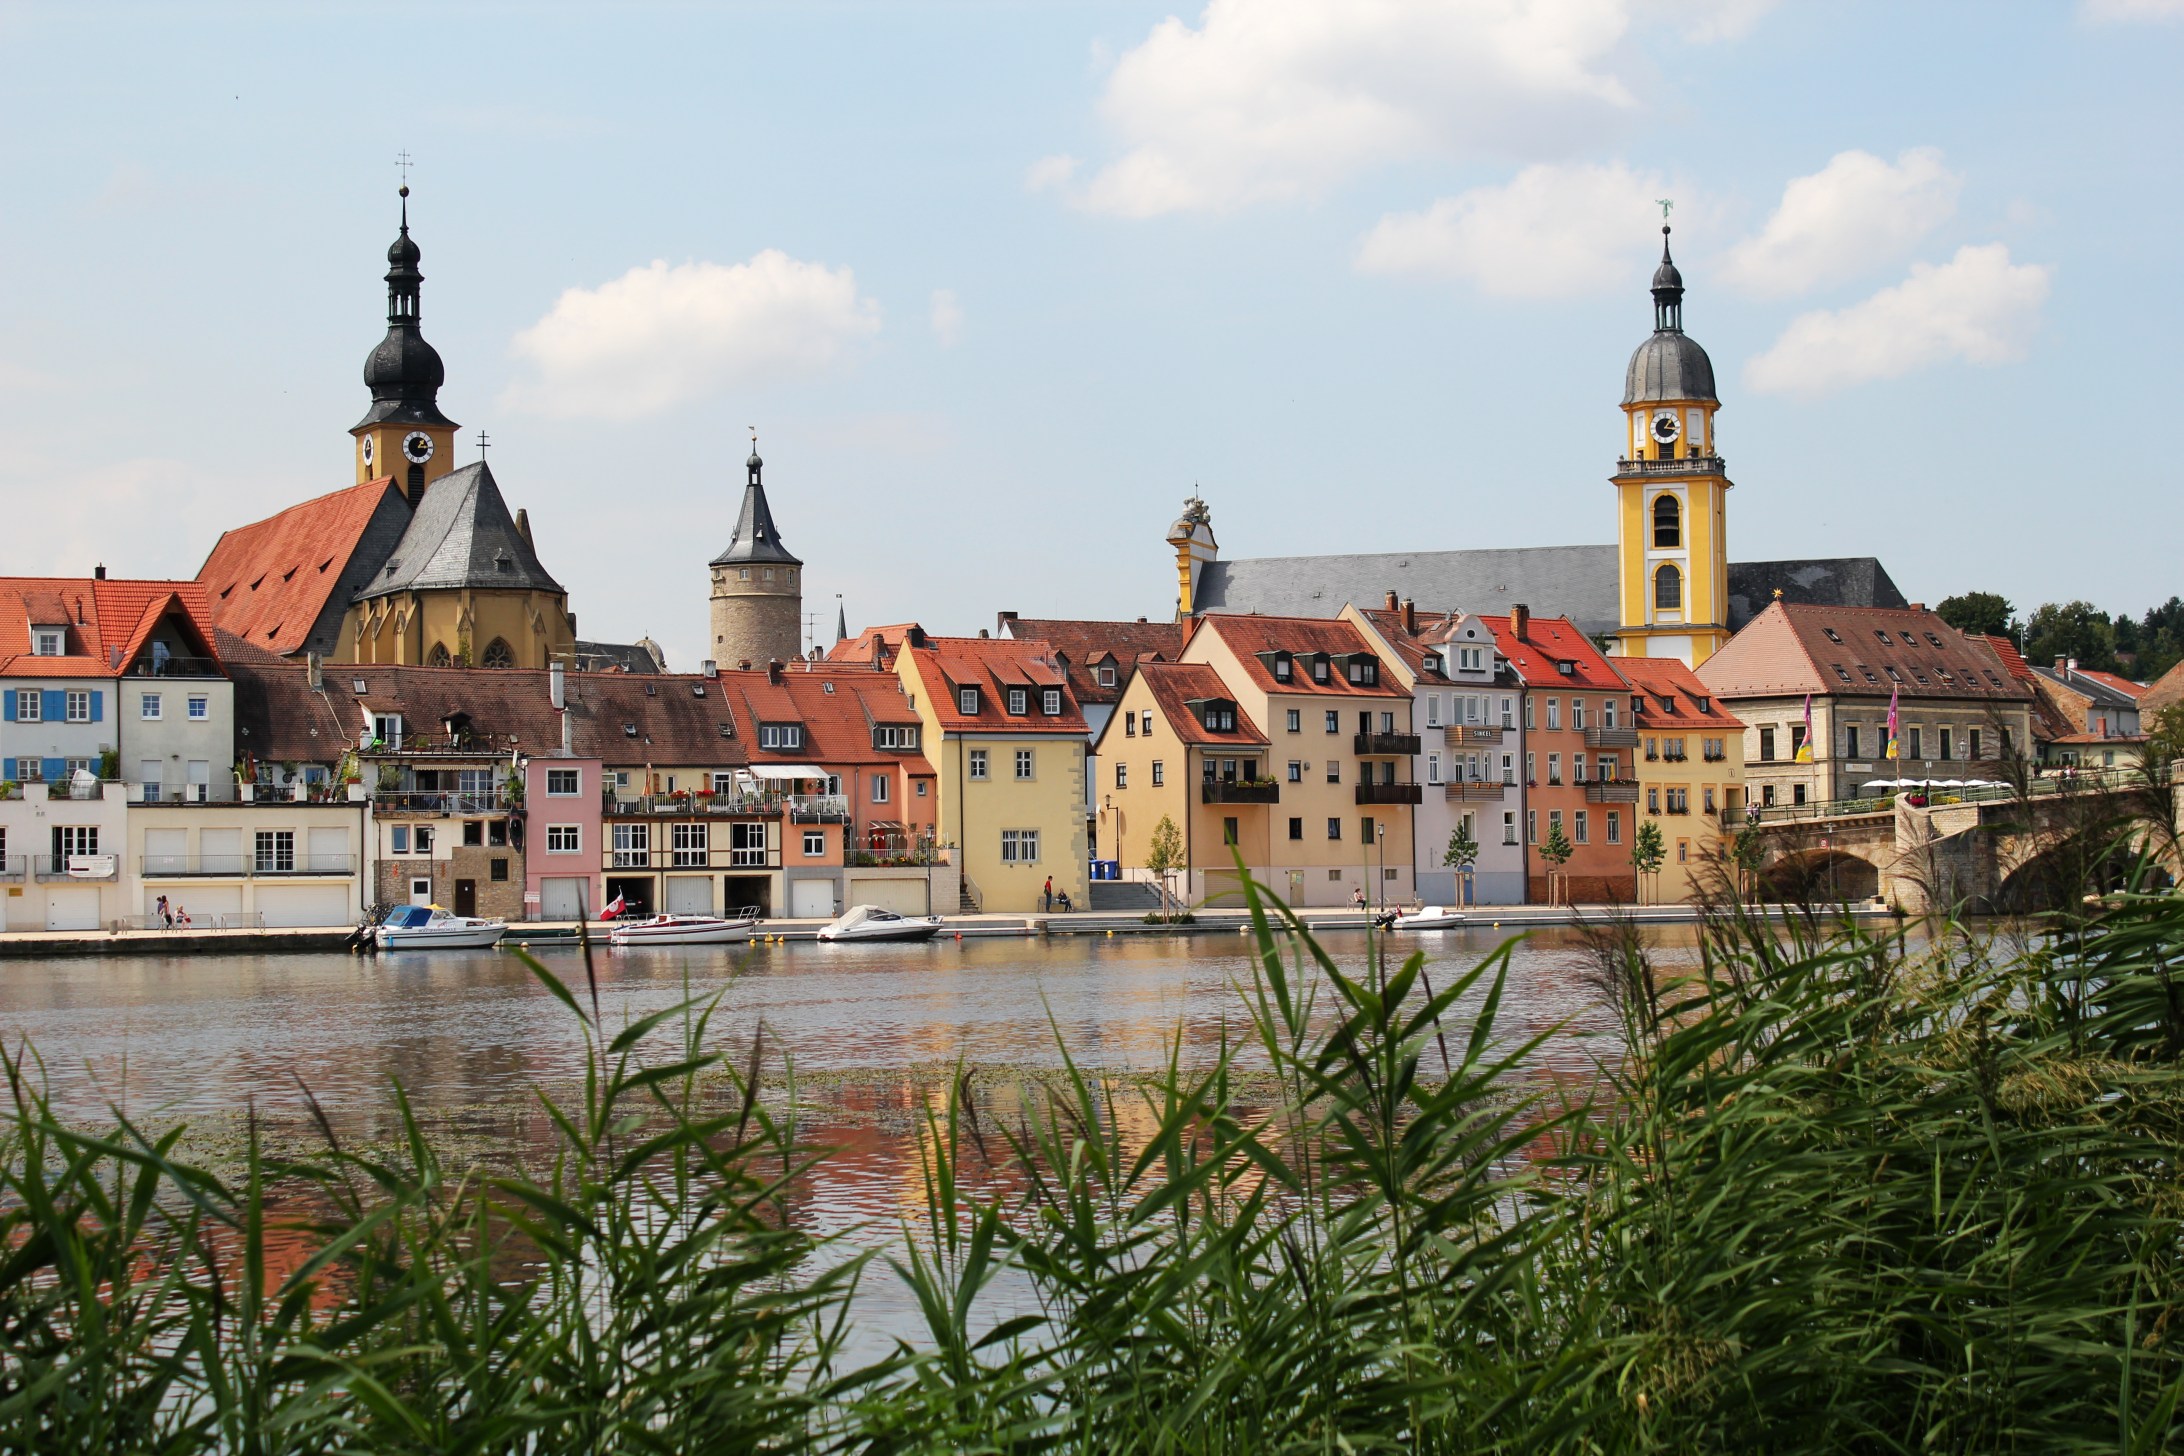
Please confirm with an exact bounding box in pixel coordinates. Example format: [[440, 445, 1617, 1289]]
[[745, 764, 824, 780]]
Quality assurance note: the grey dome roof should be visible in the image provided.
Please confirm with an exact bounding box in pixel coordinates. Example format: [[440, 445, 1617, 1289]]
[[1624, 331, 1717, 405]]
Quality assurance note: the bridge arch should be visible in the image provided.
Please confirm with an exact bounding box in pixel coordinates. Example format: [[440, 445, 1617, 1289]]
[[1994, 828, 2174, 914], [1757, 847, 1880, 905]]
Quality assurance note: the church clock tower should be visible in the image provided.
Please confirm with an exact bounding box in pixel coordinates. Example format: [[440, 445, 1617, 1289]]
[[1612, 226, 1730, 667], [351, 186, 458, 500]]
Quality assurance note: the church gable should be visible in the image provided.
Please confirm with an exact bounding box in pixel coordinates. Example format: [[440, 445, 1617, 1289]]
[[355, 461, 563, 601], [197, 478, 411, 657]]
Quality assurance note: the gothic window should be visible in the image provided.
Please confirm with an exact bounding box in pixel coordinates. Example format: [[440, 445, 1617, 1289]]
[[1653, 494, 1681, 548], [427, 642, 451, 667], [1654, 563, 1682, 611], [481, 637, 515, 669]]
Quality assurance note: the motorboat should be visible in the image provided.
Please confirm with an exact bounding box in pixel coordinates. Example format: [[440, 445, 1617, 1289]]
[[817, 904, 944, 943], [608, 909, 761, 947], [1388, 905, 1468, 931], [374, 904, 508, 951]]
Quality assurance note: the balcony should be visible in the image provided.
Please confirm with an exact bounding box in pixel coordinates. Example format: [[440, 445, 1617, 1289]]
[[1584, 725, 1640, 749], [1355, 781, 1423, 806], [140, 854, 357, 878], [1354, 732, 1422, 756], [788, 793, 850, 823], [605, 792, 778, 817], [1586, 779, 1640, 804], [31, 855, 117, 881], [373, 790, 510, 815], [127, 656, 222, 678], [604, 848, 782, 871], [1201, 779, 1280, 805], [1442, 779, 1506, 802], [1614, 454, 1727, 478], [1443, 724, 1503, 746]]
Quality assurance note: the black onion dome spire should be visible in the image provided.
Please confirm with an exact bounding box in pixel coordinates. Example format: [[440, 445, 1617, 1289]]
[[356, 185, 457, 431], [1623, 224, 1717, 406], [710, 441, 801, 568]]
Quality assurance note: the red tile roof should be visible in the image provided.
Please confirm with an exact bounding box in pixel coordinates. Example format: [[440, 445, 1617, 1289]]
[[999, 616, 1185, 706], [1700, 602, 2031, 703], [2080, 669, 2147, 698], [899, 636, 1088, 733], [825, 622, 924, 668], [0, 577, 221, 678], [1129, 661, 1270, 747], [1984, 634, 2034, 680], [717, 666, 936, 773], [198, 479, 404, 656], [1613, 656, 1745, 730], [1191, 613, 1409, 698], [1477, 612, 1623, 691]]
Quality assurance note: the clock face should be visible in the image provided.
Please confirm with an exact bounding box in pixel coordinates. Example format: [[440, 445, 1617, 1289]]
[[1650, 411, 1681, 444], [360, 435, 374, 466], [402, 431, 435, 464]]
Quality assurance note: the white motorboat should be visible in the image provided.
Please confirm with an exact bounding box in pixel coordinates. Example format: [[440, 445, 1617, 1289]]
[[817, 904, 944, 943], [374, 904, 508, 951], [1389, 905, 1468, 931], [608, 909, 760, 947]]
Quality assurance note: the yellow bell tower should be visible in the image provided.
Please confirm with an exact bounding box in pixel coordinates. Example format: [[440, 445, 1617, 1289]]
[[1612, 226, 1730, 667], [350, 186, 458, 500]]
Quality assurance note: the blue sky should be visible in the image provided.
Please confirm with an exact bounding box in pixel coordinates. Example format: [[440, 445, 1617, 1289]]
[[2, 1, 2178, 668]]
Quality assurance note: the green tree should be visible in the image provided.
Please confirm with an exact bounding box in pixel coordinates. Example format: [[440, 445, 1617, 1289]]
[[1629, 818, 1666, 903], [1732, 820, 1768, 896], [2023, 601, 2119, 674], [1144, 814, 1184, 920], [1444, 821, 1481, 905], [1935, 591, 2016, 641], [1536, 817, 1574, 903]]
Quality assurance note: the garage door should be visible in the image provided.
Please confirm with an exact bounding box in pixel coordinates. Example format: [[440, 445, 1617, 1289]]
[[539, 878, 589, 920], [174, 886, 245, 927], [256, 885, 352, 928], [845, 878, 928, 916], [45, 888, 102, 932], [789, 877, 836, 919], [1201, 869, 1247, 908], [664, 876, 715, 915]]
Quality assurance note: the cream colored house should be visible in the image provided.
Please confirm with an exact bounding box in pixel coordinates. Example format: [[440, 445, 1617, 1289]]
[[129, 788, 369, 928]]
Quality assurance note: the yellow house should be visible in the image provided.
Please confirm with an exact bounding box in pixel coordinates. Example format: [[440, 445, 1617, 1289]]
[[1179, 614, 1420, 909], [1614, 656, 1746, 903], [895, 630, 1088, 914], [1092, 660, 1276, 906]]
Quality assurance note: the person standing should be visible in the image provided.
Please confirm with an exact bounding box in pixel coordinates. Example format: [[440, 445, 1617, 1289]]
[[1043, 876, 1053, 912], [155, 894, 171, 930]]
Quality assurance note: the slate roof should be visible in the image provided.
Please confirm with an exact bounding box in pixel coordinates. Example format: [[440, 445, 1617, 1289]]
[[2031, 665, 2143, 714], [1129, 661, 1269, 747], [1613, 656, 1745, 731], [708, 460, 801, 567], [0, 578, 221, 679], [198, 479, 413, 656], [1697, 602, 2031, 704], [997, 615, 1185, 707], [1190, 614, 1410, 700], [1724, 558, 1907, 628], [897, 637, 1087, 734], [1624, 332, 1718, 406], [357, 462, 563, 600], [574, 639, 667, 673]]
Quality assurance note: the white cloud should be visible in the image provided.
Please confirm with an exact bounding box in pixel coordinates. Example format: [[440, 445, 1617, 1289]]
[[1640, 0, 1777, 41], [1356, 161, 1672, 297], [2081, 0, 2184, 21], [1024, 154, 1079, 193], [1744, 243, 2050, 396], [1723, 147, 1962, 297], [928, 289, 964, 347], [504, 251, 881, 420], [1059, 0, 1640, 217]]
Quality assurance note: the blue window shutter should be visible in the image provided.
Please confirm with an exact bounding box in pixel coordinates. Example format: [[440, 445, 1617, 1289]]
[[2, 693, 12, 722], [42, 691, 65, 723], [89, 691, 102, 723], [41, 758, 65, 784]]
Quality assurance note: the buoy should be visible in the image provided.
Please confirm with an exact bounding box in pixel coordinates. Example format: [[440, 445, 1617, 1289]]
[[1105, 929, 1113, 937], [955, 931, 963, 943]]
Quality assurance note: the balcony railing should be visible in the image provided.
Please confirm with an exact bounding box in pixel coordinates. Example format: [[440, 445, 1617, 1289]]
[[1615, 454, 1727, 477], [605, 792, 780, 817], [1201, 779, 1280, 805], [603, 848, 783, 871], [140, 854, 357, 877], [1355, 781, 1424, 806], [128, 656, 222, 678], [1354, 732, 1423, 756], [1443, 724, 1503, 746], [1584, 726, 1640, 749], [372, 790, 510, 815], [788, 794, 850, 822], [1585, 779, 1641, 804], [30, 855, 118, 881], [1442, 779, 1506, 801]]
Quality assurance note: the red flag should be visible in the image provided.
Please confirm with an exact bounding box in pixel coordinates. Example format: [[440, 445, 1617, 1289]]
[[601, 894, 626, 921]]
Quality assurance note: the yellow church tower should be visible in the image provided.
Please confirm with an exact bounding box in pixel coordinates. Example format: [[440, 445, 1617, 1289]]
[[350, 185, 458, 499], [1612, 226, 1730, 667]]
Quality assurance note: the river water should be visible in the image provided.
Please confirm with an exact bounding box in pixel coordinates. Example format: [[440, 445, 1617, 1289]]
[[0, 924, 1694, 1343]]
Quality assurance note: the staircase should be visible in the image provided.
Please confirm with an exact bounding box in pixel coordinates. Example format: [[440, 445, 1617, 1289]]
[[958, 875, 981, 915], [1089, 879, 1161, 913]]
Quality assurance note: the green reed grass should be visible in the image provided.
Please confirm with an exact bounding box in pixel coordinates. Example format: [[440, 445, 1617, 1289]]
[[2, 874, 2181, 1452]]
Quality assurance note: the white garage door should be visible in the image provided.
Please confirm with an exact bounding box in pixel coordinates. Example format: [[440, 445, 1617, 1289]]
[[664, 876, 715, 915], [846, 878, 929, 916], [539, 878, 589, 920], [45, 888, 102, 932], [789, 878, 836, 919], [256, 885, 352, 928], [174, 887, 245, 926]]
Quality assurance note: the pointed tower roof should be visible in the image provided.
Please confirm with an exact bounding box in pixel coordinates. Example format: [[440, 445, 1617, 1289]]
[[708, 446, 802, 568], [354, 460, 561, 600], [835, 600, 848, 643], [1623, 225, 1718, 406], [356, 186, 458, 431]]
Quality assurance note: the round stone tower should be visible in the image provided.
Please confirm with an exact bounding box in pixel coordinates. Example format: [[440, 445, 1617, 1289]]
[[708, 444, 804, 668]]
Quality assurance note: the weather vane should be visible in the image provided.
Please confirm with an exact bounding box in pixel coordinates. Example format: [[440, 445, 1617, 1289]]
[[396, 149, 413, 186], [1656, 198, 1673, 220]]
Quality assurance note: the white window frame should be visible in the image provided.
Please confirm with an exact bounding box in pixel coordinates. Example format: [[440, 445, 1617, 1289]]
[[65, 691, 90, 723], [15, 690, 39, 723], [1114, 762, 1128, 789], [1014, 748, 1034, 780], [187, 696, 208, 721], [803, 830, 826, 855], [968, 749, 988, 780], [958, 686, 979, 715], [1042, 688, 1062, 715], [254, 830, 296, 874], [1007, 688, 1028, 715], [546, 824, 581, 854], [872, 774, 890, 803], [33, 629, 62, 656], [546, 768, 581, 796], [1152, 761, 1164, 786], [141, 693, 162, 721], [1000, 828, 1040, 864]]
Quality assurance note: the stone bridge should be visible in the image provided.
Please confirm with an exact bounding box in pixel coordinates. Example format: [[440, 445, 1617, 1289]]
[[1743, 771, 2181, 912]]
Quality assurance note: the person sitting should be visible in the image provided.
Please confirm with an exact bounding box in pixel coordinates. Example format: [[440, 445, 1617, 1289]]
[[1055, 889, 1072, 913]]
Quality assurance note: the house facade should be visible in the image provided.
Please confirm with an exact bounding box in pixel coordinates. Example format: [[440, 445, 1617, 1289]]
[[0, 781, 130, 931], [1614, 656, 1746, 903], [128, 792, 367, 929]]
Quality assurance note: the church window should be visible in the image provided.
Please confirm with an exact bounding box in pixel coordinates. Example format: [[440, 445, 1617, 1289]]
[[1652, 495, 1681, 548], [1654, 563, 1682, 611], [481, 638, 514, 669], [427, 643, 451, 667]]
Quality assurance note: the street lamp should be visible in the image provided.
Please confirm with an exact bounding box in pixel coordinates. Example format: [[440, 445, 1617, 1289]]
[[1375, 822, 1386, 916]]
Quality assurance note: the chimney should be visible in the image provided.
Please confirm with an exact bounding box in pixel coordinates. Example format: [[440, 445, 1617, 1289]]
[[1511, 603, 1530, 641], [561, 708, 573, 754], [1908, 602, 1925, 613], [1384, 589, 1399, 611], [701, 659, 718, 678], [550, 659, 566, 709], [1402, 597, 1416, 634], [306, 651, 324, 692], [1136, 616, 1147, 623], [767, 659, 784, 684], [2066, 657, 2078, 678], [738, 659, 752, 671], [514, 509, 533, 546], [977, 628, 989, 639], [997, 611, 1019, 634], [93, 564, 106, 580]]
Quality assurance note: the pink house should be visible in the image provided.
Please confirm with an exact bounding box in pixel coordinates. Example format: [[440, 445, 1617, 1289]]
[[524, 753, 604, 921]]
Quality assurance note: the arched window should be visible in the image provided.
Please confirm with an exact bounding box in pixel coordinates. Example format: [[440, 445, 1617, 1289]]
[[1653, 494, 1681, 548], [481, 637, 515, 669], [1655, 563, 1682, 611], [426, 642, 451, 667]]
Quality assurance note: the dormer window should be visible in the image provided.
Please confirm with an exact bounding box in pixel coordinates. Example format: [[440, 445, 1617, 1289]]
[[1007, 687, 1028, 715], [1558, 661, 1574, 676], [1696, 697, 1710, 712], [759, 724, 804, 749], [958, 686, 980, 715], [1097, 664, 1116, 688], [1042, 688, 1062, 715], [1202, 703, 1236, 732], [1423, 653, 1442, 675], [1273, 653, 1293, 682], [32, 629, 62, 656], [1311, 655, 1329, 683]]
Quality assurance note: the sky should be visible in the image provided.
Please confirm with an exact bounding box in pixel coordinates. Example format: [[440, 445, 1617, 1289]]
[[1, 0, 2179, 670]]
